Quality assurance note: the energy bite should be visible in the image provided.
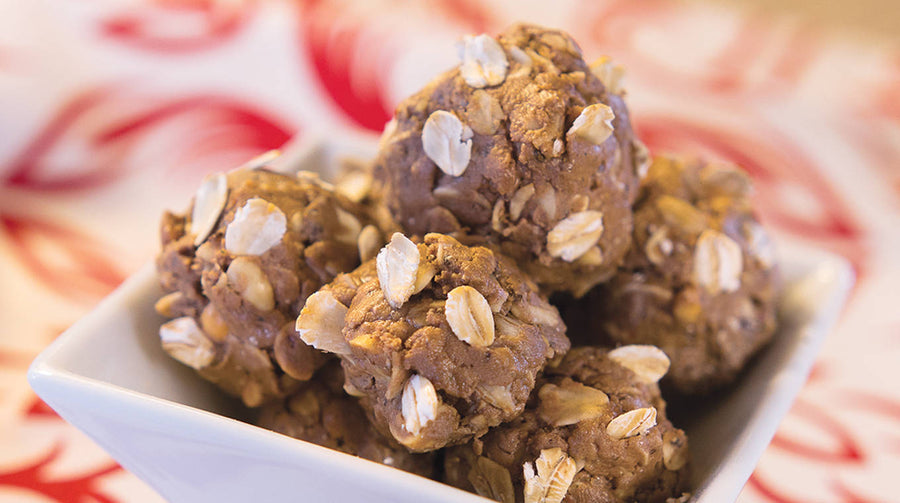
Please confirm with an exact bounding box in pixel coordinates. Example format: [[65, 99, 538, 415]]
[[572, 156, 779, 394], [444, 346, 690, 503], [294, 232, 569, 452], [155, 163, 376, 406], [373, 23, 647, 297], [255, 362, 436, 478]]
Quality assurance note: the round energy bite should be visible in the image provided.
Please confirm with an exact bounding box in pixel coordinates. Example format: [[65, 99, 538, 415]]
[[155, 163, 376, 406], [444, 346, 690, 503], [373, 23, 646, 297], [571, 156, 780, 394], [294, 232, 570, 452], [255, 362, 436, 478]]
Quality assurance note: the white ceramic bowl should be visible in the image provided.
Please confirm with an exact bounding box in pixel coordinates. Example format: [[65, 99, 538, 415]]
[[28, 138, 854, 503]]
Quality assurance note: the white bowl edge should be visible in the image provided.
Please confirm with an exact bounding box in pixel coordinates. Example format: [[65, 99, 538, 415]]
[[689, 241, 855, 501]]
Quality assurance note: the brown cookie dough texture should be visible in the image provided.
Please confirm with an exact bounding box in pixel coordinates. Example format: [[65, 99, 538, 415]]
[[573, 156, 780, 395], [294, 232, 569, 452], [444, 346, 690, 503], [373, 23, 646, 297], [255, 362, 435, 478], [155, 163, 379, 406]]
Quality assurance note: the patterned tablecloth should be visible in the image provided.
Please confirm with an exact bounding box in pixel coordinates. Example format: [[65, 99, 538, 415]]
[[1, 0, 897, 501]]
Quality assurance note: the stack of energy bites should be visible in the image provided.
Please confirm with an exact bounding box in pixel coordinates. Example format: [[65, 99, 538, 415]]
[[154, 23, 779, 502]]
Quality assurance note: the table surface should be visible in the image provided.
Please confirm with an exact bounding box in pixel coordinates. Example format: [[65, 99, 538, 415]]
[[1, 1, 898, 501]]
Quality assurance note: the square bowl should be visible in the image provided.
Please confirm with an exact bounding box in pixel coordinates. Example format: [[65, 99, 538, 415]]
[[27, 137, 854, 503]]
